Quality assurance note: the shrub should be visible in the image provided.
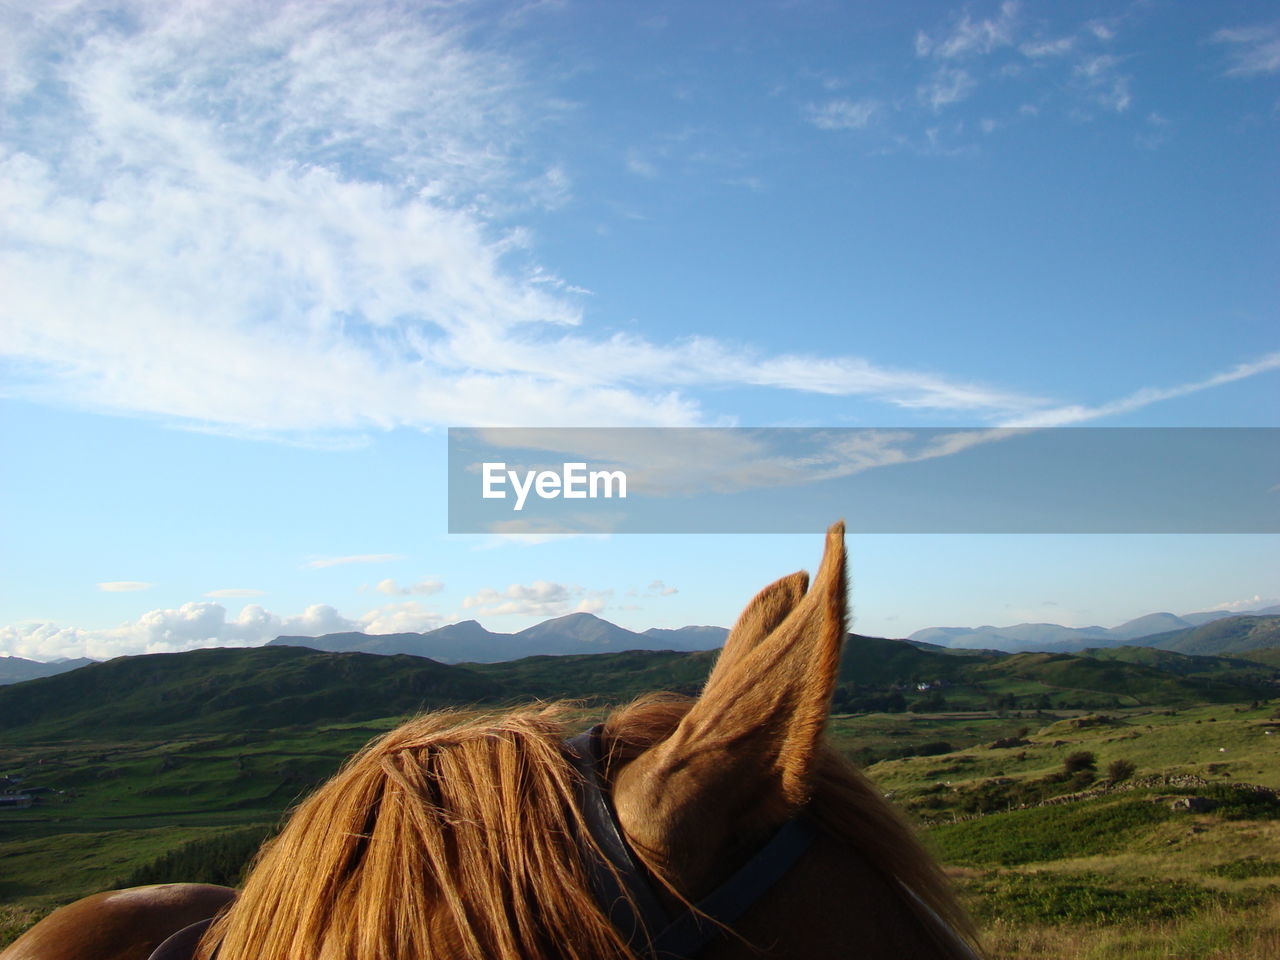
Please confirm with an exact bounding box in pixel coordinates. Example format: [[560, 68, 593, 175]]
[[931, 798, 1174, 866], [1206, 858, 1280, 880], [1063, 750, 1097, 773], [1107, 758, 1137, 782], [959, 870, 1253, 925], [1069, 769, 1097, 789]]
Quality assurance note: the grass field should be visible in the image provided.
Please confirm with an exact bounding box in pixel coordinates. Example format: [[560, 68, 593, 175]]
[[3, 700, 1279, 956], [851, 701, 1280, 958]]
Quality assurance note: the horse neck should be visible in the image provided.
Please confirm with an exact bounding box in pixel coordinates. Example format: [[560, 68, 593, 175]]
[[699, 839, 972, 960]]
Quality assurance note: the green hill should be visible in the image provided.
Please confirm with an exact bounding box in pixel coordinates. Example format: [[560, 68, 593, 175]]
[[0, 646, 504, 739], [1079, 646, 1249, 676], [967, 651, 1267, 706], [1138, 615, 1280, 656], [3, 635, 1276, 745], [1239, 647, 1280, 668], [838, 633, 999, 685], [463, 648, 715, 701]]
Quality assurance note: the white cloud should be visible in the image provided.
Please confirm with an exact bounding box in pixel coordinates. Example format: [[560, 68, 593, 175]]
[[1201, 594, 1273, 614], [204, 588, 266, 598], [460, 580, 611, 618], [1213, 23, 1280, 76], [462, 580, 571, 617], [374, 578, 445, 596], [915, 3, 1020, 60], [625, 149, 659, 178], [0, 595, 463, 659], [647, 579, 678, 597], [1087, 22, 1115, 43], [1073, 55, 1132, 113], [98, 581, 152, 592], [0, 601, 358, 661], [806, 98, 880, 130], [1020, 37, 1074, 59], [918, 68, 977, 111], [1002, 352, 1280, 427], [896, 7, 1151, 149], [305, 554, 406, 569], [358, 601, 445, 634], [0, 0, 1064, 434]]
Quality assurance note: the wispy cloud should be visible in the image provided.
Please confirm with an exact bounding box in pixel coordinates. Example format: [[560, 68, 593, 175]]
[[806, 98, 880, 130], [918, 68, 977, 111], [625, 149, 659, 178], [375, 578, 445, 596], [1212, 22, 1280, 76], [0, 0, 1061, 434], [1020, 37, 1075, 59], [1002, 352, 1280, 427], [915, 2, 1020, 60], [98, 581, 152, 592], [305, 554, 407, 569], [1073, 55, 1132, 113], [809, 3, 1149, 151]]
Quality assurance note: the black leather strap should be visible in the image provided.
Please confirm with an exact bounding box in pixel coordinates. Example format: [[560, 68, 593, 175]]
[[146, 917, 217, 960], [564, 724, 818, 960], [564, 726, 673, 952], [649, 817, 817, 960]]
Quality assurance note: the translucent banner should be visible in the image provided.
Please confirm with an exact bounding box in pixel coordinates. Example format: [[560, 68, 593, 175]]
[[447, 428, 1279, 534]]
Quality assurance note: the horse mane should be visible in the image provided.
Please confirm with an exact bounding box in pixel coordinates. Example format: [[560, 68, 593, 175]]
[[200, 697, 974, 959], [197, 705, 639, 960]]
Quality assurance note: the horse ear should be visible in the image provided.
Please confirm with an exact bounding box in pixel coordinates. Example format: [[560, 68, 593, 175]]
[[613, 523, 847, 890], [701, 569, 809, 693]]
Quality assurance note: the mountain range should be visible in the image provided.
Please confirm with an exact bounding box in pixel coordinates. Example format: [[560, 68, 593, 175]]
[[908, 606, 1280, 653], [0, 656, 97, 686], [3, 607, 1278, 690], [268, 613, 728, 662]]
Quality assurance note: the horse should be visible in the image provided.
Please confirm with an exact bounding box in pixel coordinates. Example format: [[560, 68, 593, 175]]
[[1, 523, 982, 959]]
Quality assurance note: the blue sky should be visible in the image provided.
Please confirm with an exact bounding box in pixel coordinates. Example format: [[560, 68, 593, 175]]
[[1, 0, 1276, 661]]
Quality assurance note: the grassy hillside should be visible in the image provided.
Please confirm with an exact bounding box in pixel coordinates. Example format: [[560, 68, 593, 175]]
[[1241, 648, 1280, 669], [965, 652, 1268, 706], [3, 638, 1276, 745], [1079, 645, 1258, 675], [1139, 615, 1280, 656], [0, 647, 503, 739], [4, 676, 1280, 957], [867, 701, 1280, 959], [463, 647, 716, 700]]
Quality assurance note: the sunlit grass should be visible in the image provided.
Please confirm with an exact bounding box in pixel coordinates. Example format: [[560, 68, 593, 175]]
[[979, 896, 1280, 960]]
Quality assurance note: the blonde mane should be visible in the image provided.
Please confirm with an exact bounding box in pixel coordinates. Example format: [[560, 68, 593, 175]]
[[199, 696, 972, 960], [198, 705, 637, 960]]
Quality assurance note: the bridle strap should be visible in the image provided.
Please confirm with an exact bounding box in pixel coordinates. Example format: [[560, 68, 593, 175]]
[[646, 817, 818, 960], [564, 726, 673, 949], [564, 725, 818, 960], [146, 917, 218, 960]]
